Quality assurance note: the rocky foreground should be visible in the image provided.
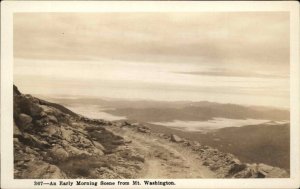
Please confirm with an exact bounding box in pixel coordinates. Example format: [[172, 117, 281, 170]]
[[13, 85, 289, 179]]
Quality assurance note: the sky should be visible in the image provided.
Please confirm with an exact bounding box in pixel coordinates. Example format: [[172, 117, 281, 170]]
[[13, 12, 290, 108]]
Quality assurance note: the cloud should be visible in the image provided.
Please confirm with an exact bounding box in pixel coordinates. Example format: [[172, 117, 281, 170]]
[[14, 12, 289, 70], [174, 70, 288, 79]]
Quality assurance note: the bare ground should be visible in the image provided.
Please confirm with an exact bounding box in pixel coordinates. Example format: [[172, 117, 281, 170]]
[[109, 126, 216, 178]]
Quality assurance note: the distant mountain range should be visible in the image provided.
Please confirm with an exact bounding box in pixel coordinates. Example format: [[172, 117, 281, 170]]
[[48, 97, 289, 122]]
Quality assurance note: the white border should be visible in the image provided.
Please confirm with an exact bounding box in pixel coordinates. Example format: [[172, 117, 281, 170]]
[[1, 1, 299, 189]]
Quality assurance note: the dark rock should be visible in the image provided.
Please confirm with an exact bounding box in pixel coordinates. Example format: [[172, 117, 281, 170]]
[[233, 167, 255, 178], [17, 113, 32, 130], [19, 98, 43, 117], [13, 85, 21, 95], [23, 133, 51, 148], [257, 170, 268, 178], [229, 163, 247, 174]]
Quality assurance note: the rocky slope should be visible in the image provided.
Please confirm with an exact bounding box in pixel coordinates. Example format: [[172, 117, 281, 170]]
[[13, 85, 289, 179]]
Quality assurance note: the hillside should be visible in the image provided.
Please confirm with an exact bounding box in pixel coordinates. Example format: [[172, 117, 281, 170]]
[[13, 85, 289, 179], [200, 123, 290, 170]]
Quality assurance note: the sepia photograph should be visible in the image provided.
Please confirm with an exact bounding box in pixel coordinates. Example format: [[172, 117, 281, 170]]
[[1, 1, 300, 189]]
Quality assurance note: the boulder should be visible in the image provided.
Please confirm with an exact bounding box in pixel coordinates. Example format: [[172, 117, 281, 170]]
[[266, 167, 289, 178], [114, 122, 123, 127], [257, 170, 268, 178], [71, 122, 86, 129], [48, 115, 58, 124], [112, 140, 125, 145], [229, 163, 247, 174], [257, 164, 289, 178], [23, 133, 50, 148], [93, 141, 105, 151], [230, 158, 241, 165], [34, 119, 49, 127], [14, 138, 20, 144], [20, 161, 67, 179], [77, 135, 93, 148], [43, 125, 60, 136], [39, 105, 61, 117], [91, 148, 104, 156], [170, 134, 183, 143], [61, 141, 91, 157], [19, 98, 43, 117], [14, 121, 22, 137], [257, 163, 274, 172], [131, 123, 140, 127], [50, 145, 69, 161], [85, 125, 102, 132], [60, 127, 74, 142], [17, 113, 32, 130], [137, 127, 150, 133], [13, 85, 21, 95], [24, 146, 39, 156], [233, 167, 256, 178]]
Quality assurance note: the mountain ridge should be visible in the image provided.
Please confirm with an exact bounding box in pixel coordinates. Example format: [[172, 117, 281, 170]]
[[13, 85, 289, 179]]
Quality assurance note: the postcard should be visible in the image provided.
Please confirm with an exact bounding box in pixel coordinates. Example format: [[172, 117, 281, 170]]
[[1, 1, 299, 188]]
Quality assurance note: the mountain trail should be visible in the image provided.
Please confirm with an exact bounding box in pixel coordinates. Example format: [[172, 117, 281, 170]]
[[109, 126, 216, 178]]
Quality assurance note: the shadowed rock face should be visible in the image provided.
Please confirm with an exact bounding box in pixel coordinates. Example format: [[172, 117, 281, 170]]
[[13, 85, 144, 179]]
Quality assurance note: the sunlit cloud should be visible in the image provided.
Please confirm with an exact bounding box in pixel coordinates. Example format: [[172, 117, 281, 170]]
[[13, 12, 290, 108]]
